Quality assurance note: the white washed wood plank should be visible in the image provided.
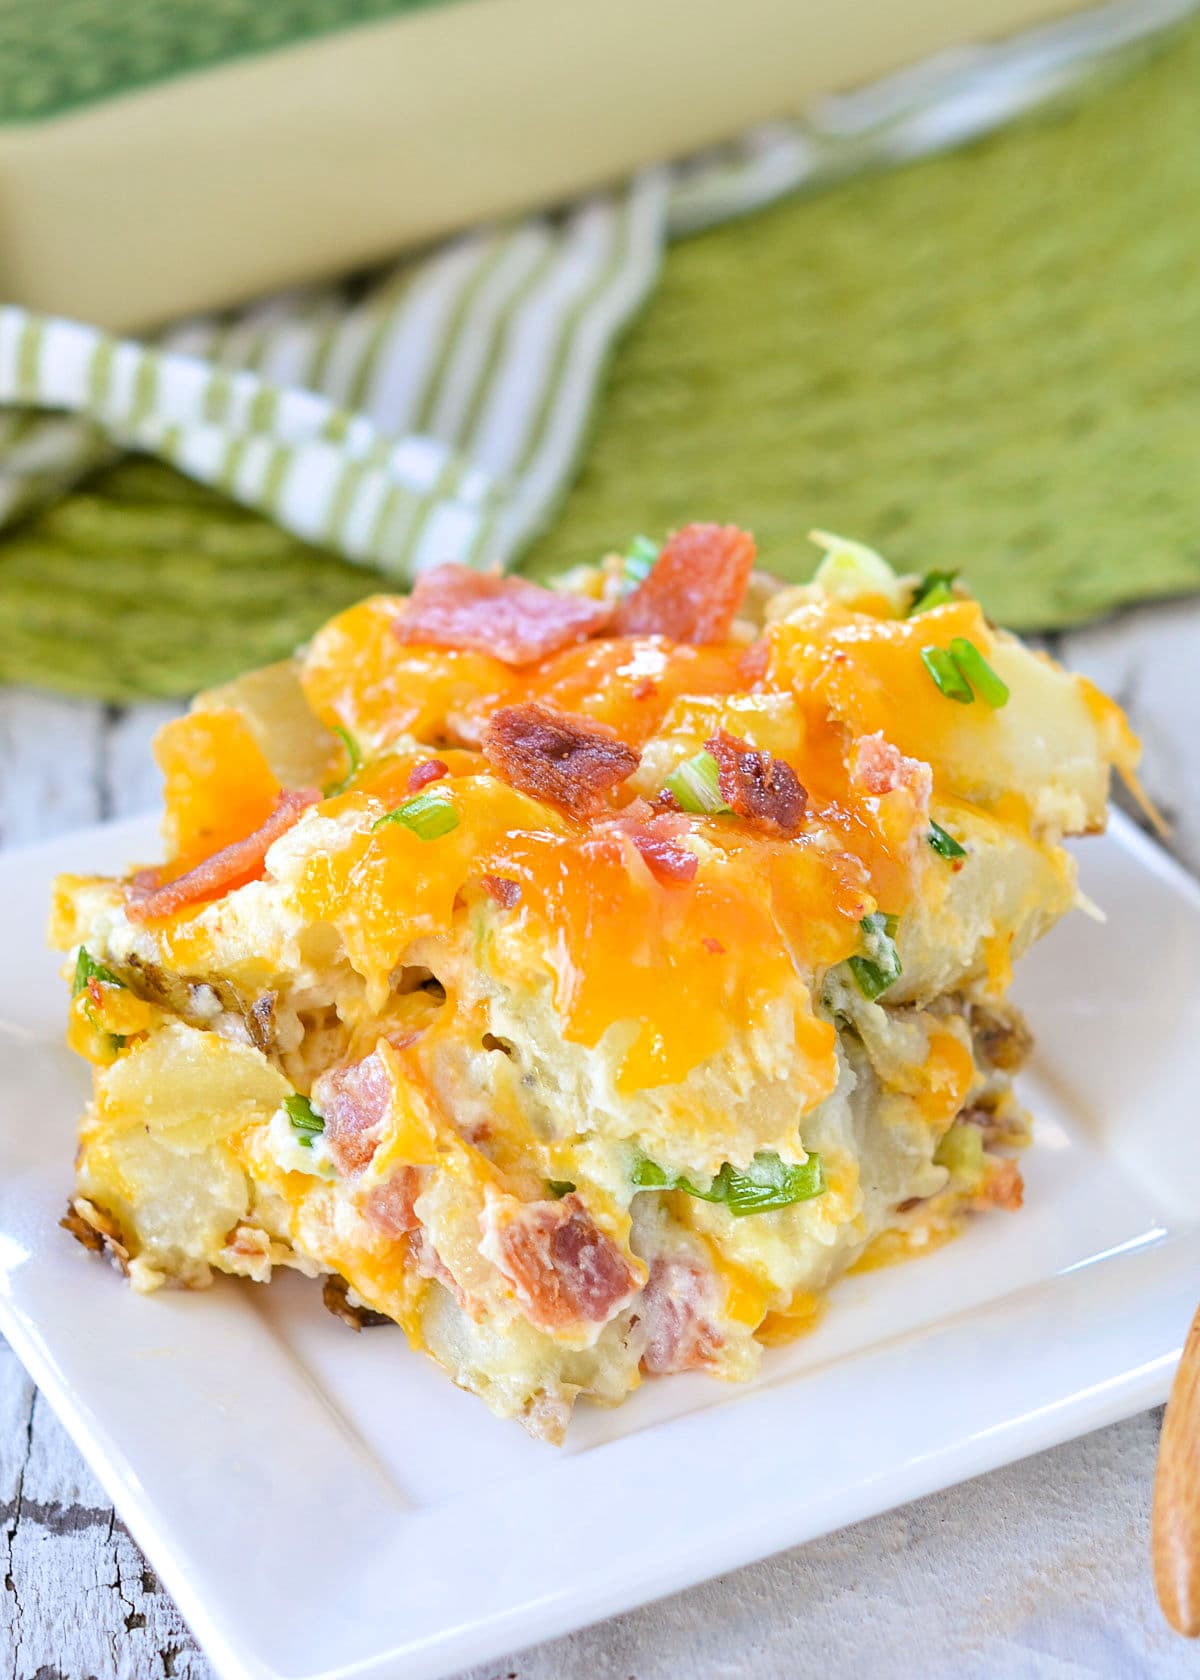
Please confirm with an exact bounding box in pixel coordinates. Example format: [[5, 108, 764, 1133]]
[[460, 1411, 1187, 1680], [0, 1342, 210, 1680], [1061, 597, 1200, 877], [103, 703, 185, 821], [0, 692, 104, 849]]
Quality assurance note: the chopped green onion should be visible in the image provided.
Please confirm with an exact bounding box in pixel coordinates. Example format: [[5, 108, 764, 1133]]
[[284, 1093, 325, 1149], [622, 534, 660, 589], [631, 1150, 825, 1217], [72, 947, 124, 997], [546, 1179, 576, 1199], [631, 1156, 673, 1189], [714, 1154, 825, 1216], [373, 789, 460, 839], [921, 639, 1009, 709], [928, 820, 967, 859], [948, 638, 1009, 708], [934, 1121, 985, 1184], [665, 750, 731, 816], [920, 645, 974, 704], [848, 911, 902, 1001], [907, 569, 958, 616], [323, 724, 362, 797]]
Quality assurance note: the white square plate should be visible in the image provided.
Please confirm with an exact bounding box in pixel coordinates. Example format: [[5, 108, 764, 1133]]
[[1, 809, 1197, 1680]]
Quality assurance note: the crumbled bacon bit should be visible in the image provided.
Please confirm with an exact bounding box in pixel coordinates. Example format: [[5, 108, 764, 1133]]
[[480, 1192, 642, 1332], [973, 1158, 1024, 1212], [126, 788, 320, 922], [310, 1050, 392, 1175], [705, 731, 807, 837], [637, 1257, 724, 1374], [483, 702, 639, 819], [702, 937, 725, 954], [624, 820, 698, 884], [358, 1167, 423, 1238], [601, 803, 696, 882], [614, 523, 756, 644], [739, 637, 770, 685], [480, 873, 522, 909], [395, 564, 612, 666], [852, 732, 932, 806], [407, 758, 449, 794]]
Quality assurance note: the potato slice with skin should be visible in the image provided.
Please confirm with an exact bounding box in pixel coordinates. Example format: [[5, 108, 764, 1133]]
[[92, 1019, 290, 1151], [78, 1022, 292, 1284]]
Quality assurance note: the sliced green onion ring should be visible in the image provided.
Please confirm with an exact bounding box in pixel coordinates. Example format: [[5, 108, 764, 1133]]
[[632, 1150, 825, 1216], [847, 910, 902, 1000], [324, 724, 362, 797], [72, 947, 124, 996], [284, 1093, 325, 1149], [948, 637, 1010, 708], [907, 569, 959, 616], [622, 534, 660, 589], [928, 820, 967, 859], [373, 789, 460, 839], [920, 645, 974, 703], [665, 749, 732, 815]]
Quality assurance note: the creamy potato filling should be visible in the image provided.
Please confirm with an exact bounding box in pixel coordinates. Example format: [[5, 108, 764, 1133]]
[[52, 528, 1135, 1439]]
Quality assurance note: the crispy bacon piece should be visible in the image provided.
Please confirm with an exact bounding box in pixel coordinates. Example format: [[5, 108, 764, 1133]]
[[614, 523, 756, 644], [395, 564, 612, 667], [407, 758, 449, 794], [127, 788, 320, 922], [483, 702, 639, 819], [480, 873, 522, 908], [310, 1050, 392, 1175], [637, 1257, 725, 1374], [706, 731, 806, 838], [480, 1193, 642, 1333]]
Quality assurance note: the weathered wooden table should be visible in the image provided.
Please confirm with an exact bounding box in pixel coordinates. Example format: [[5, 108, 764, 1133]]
[[3, 597, 1198, 1680]]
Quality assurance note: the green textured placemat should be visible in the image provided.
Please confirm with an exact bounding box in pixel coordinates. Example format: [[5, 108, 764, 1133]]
[[523, 17, 1200, 625], [2, 15, 1199, 701], [0, 0, 460, 125]]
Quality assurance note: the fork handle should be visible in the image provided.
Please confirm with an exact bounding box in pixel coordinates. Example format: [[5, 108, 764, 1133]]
[[1153, 1299, 1200, 1635]]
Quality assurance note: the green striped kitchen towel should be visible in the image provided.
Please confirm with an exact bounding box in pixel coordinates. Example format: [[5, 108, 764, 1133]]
[[0, 0, 1183, 591]]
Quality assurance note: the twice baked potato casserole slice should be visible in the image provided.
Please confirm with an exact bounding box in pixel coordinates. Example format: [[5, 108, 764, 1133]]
[[52, 524, 1138, 1440]]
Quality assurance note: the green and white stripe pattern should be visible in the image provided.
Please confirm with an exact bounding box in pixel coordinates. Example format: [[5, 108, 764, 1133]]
[[0, 0, 1183, 585]]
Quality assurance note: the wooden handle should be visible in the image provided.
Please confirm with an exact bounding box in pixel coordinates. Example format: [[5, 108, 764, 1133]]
[[1153, 1300, 1200, 1635]]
